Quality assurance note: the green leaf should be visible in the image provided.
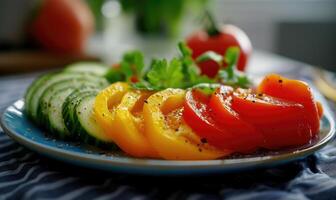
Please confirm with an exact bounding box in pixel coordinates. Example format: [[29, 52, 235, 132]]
[[196, 51, 223, 65], [131, 81, 159, 91], [192, 83, 221, 96], [178, 42, 214, 88], [224, 47, 240, 67], [104, 68, 124, 83], [218, 47, 251, 88], [120, 62, 133, 80], [133, 42, 213, 91], [178, 42, 192, 57], [237, 75, 251, 88], [115, 42, 252, 91], [120, 51, 144, 79], [218, 70, 251, 88], [223, 47, 239, 79], [105, 50, 145, 83], [186, 67, 213, 86], [145, 58, 184, 90]]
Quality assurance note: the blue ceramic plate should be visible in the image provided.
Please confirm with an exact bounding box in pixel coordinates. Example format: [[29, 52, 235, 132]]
[[1, 94, 335, 175]]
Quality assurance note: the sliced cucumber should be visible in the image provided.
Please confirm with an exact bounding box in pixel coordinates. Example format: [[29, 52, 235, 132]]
[[62, 87, 100, 138], [24, 73, 55, 118], [25, 64, 116, 147], [37, 77, 107, 126], [29, 72, 107, 123], [47, 88, 75, 138], [75, 94, 116, 148], [47, 85, 103, 139], [64, 62, 109, 76]]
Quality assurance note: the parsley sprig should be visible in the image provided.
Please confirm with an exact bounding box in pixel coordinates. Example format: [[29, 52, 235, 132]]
[[196, 47, 251, 88], [105, 42, 250, 91], [105, 50, 145, 83]]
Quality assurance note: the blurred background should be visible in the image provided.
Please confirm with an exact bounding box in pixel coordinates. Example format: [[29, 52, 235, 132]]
[[0, 0, 335, 74]]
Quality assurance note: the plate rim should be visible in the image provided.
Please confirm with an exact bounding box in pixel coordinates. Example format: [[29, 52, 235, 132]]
[[1, 99, 335, 173]]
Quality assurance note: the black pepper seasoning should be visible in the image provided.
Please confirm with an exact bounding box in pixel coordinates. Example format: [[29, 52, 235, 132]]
[[201, 138, 208, 143]]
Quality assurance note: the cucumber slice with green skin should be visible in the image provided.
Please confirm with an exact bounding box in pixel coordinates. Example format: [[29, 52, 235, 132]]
[[29, 72, 107, 123], [37, 77, 107, 126], [62, 87, 100, 138], [24, 73, 55, 119], [48, 86, 102, 139], [63, 62, 109, 76], [47, 88, 76, 138], [75, 94, 117, 148]]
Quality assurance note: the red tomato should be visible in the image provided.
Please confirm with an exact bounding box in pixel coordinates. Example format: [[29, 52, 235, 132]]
[[130, 75, 139, 83], [231, 89, 312, 149], [183, 89, 259, 153], [30, 0, 94, 54], [316, 102, 324, 119], [257, 74, 321, 136], [186, 25, 252, 77], [208, 86, 263, 152], [183, 89, 224, 142]]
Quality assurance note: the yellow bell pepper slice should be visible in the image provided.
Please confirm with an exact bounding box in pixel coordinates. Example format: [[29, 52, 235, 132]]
[[143, 88, 231, 160], [113, 91, 159, 158], [93, 82, 129, 141], [94, 82, 159, 158]]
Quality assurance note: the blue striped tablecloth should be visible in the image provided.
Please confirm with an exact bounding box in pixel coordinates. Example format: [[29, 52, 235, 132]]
[[1, 58, 336, 200]]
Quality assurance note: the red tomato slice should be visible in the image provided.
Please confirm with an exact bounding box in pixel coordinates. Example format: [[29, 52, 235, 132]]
[[209, 86, 263, 152], [183, 89, 259, 153], [231, 89, 312, 149], [232, 89, 306, 124], [257, 74, 320, 136], [316, 101, 324, 119], [183, 89, 224, 141]]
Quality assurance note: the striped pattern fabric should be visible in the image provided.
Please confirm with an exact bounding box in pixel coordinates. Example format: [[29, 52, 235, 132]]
[[1, 71, 336, 200]]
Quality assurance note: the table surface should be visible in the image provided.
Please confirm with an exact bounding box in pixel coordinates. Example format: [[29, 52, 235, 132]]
[[0, 52, 336, 200]]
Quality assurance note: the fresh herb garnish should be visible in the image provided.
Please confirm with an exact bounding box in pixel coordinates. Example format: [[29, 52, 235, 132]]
[[192, 83, 221, 96], [133, 58, 184, 90], [133, 42, 212, 90], [196, 51, 223, 64], [106, 42, 250, 91], [196, 47, 251, 88], [178, 42, 213, 88], [105, 50, 145, 83]]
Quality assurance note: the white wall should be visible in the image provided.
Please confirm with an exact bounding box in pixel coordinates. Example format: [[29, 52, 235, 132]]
[[210, 0, 336, 52]]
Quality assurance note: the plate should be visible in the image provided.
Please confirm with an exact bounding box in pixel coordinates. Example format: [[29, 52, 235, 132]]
[[1, 97, 335, 175]]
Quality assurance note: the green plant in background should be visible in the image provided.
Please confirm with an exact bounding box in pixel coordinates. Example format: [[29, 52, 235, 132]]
[[120, 0, 207, 36]]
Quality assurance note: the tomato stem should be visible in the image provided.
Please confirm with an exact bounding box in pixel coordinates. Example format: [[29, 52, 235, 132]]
[[204, 10, 220, 36]]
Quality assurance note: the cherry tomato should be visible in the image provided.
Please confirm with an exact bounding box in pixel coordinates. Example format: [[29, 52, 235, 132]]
[[208, 86, 263, 152], [186, 25, 252, 77], [257, 74, 321, 136], [30, 0, 94, 54], [231, 88, 312, 149]]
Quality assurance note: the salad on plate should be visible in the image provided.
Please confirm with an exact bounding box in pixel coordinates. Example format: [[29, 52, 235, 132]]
[[23, 42, 323, 160]]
